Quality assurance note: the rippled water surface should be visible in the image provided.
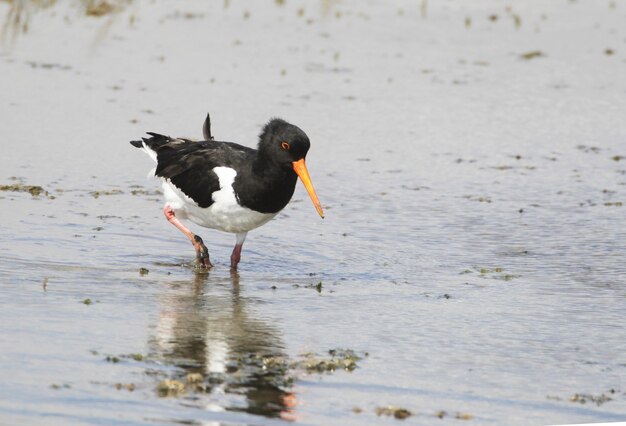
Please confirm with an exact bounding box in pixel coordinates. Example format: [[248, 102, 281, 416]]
[[1, 1, 625, 425]]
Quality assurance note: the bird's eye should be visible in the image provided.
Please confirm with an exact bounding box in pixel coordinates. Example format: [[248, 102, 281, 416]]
[[281, 142, 290, 150]]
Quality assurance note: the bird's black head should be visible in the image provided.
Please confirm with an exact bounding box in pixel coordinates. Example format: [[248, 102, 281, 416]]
[[257, 118, 324, 218], [258, 118, 310, 167]]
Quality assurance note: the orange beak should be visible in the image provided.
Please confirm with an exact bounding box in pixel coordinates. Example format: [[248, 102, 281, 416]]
[[292, 158, 324, 218]]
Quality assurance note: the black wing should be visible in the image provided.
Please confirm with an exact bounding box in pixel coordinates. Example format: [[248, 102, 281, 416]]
[[135, 133, 255, 208]]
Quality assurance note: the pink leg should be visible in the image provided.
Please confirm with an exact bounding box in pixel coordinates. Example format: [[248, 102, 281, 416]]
[[230, 232, 247, 270], [164, 206, 212, 268]]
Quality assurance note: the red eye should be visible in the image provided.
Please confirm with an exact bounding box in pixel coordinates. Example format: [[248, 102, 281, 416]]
[[281, 142, 290, 150]]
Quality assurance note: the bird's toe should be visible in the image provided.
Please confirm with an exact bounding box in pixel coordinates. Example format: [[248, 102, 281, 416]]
[[192, 235, 213, 268]]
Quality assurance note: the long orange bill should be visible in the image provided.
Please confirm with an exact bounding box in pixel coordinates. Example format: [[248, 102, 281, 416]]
[[292, 158, 324, 218]]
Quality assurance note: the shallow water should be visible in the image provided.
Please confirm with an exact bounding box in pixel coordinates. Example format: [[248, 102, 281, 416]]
[[1, 1, 626, 425]]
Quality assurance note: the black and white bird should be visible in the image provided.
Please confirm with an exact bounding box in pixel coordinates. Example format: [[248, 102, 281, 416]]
[[130, 114, 324, 269]]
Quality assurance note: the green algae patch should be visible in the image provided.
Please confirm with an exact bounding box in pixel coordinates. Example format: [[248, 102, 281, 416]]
[[463, 194, 492, 203], [547, 389, 618, 406], [520, 50, 545, 60], [147, 348, 367, 400], [156, 379, 186, 397], [50, 383, 71, 390], [569, 391, 614, 406], [456, 412, 474, 420], [464, 266, 520, 282], [303, 281, 323, 292], [103, 353, 148, 363], [129, 185, 162, 196], [0, 184, 49, 197], [90, 189, 124, 198], [85, 1, 116, 17], [295, 349, 365, 373], [115, 383, 136, 391], [434, 410, 473, 420], [375, 406, 412, 420], [185, 372, 203, 384]]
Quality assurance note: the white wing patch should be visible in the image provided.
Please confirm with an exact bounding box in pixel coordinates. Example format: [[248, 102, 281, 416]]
[[211, 167, 239, 206], [160, 166, 277, 233]]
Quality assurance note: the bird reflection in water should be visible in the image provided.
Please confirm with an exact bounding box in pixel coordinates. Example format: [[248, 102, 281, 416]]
[[149, 271, 297, 421]]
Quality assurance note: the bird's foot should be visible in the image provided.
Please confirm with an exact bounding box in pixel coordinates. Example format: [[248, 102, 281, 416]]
[[193, 235, 213, 268]]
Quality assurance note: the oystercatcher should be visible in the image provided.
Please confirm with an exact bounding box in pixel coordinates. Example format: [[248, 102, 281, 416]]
[[130, 114, 324, 269]]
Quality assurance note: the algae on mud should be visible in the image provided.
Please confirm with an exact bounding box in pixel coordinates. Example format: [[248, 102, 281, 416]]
[[375, 405, 412, 420], [0, 183, 47, 197], [147, 347, 366, 412]]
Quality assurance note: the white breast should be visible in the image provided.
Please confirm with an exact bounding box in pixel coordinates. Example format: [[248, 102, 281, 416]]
[[161, 167, 277, 234]]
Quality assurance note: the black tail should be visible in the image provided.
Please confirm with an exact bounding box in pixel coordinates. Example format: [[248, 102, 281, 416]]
[[202, 112, 214, 140]]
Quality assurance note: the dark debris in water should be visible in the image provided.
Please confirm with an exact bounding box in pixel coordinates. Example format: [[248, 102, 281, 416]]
[[85, 1, 117, 17], [26, 61, 71, 71], [576, 144, 601, 154], [292, 280, 330, 293], [569, 390, 615, 406], [306, 281, 323, 293], [90, 189, 124, 198], [103, 352, 148, 364], [115, 383, 136, 391], [464, 194, 492, 203], [375, 406, 412, 420], [296, 348, 365, 373], [462, 266, 519, 282], [520, 50, 545, 60], [547, 389, 618, 406], [156, 379, 186, 397], [50, 383, 71, 390], [130, 184, 163, 196], [456, 412, 474, 420], [130, 188, 162, 196], [435, 410, 473, 420]]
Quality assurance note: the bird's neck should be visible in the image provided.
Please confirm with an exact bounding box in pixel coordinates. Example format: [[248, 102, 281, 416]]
[[252, 151, 280, 177], [236, 157, 298, 214]]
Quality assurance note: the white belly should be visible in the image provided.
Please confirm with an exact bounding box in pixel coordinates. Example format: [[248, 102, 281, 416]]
[[160, 167, 277, 234]]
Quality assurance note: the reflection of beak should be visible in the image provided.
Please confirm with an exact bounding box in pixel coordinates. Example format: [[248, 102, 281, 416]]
[[292, 159, 324, 218]]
